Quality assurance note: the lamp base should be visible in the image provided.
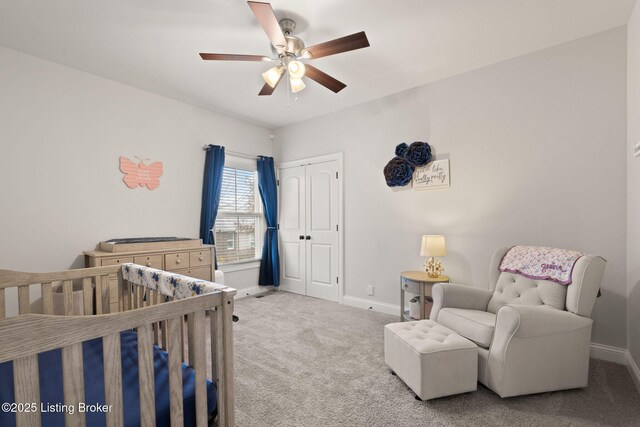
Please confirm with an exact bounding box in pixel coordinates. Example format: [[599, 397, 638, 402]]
[[424, 257, 444, 278]]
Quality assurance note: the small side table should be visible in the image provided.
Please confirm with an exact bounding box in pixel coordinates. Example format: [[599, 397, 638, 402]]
[[400, 271, 450, 321]]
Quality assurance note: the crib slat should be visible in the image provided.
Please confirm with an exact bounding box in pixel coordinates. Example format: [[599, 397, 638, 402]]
[[151, 291, 160, 345], [101, 275, 110, 314], [63, 280, 73, 316], [137, 285, 144, 309], [188, 313, 195, 365], [94, 276, 104, 314], [167, 316, 184, 427], [121, 280, 130, 312], [41, 282, 53, 315], [82, 277, 93, 315], [131, 283, 136, 310], [161, 319, 168, 350], [190, 311, 208, 427], [137, 324, 156, 426], [210, 307, 225, 423], [103, 333, 124, 427], [0, 288, 5, 318], [115, 270, 123, 313], [160, 294, 168, 348], [18, 286, 30, 315], [62, 343, 85, 426], [221, 296, 235, 427], [181, 316, 187, 363], [13, 355, 41, 427]]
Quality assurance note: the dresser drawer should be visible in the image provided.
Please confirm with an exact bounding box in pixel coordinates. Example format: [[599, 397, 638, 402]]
[[174, 266, 211, 281], [189, 250, 211, 267], [165, 252, 188, 270], [101, 256, 134, 267], [134, 254, 163, 269]]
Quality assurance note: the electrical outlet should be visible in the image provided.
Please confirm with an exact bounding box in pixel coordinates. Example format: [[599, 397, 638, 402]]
[[367, 285, 374, 296]]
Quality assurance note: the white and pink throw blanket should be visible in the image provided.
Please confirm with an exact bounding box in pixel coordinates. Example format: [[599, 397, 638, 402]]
[[499, 246, 585, 285]]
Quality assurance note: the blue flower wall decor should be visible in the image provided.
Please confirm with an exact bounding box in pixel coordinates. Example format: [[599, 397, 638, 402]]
[[384, 156, 414, 187], [406, 141, 432, 167], [395, 143, 409, 158], [384, 141, 433, 187]]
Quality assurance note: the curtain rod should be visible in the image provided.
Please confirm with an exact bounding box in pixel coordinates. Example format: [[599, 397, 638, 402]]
[[201, 145, 261, 160]]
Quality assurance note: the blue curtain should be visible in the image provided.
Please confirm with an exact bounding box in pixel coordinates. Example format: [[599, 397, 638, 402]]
[[257, 156, 280, 287], [199, 145, 225, 268]]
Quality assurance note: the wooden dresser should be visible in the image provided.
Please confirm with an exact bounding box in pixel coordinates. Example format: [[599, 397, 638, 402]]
[[84, 239, 215, 311]]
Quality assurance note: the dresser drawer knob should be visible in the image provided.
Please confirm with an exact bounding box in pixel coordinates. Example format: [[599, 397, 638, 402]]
[[176, 259, 181, 264], [146, 263, 152, 267], [199, 256, 204, 261]]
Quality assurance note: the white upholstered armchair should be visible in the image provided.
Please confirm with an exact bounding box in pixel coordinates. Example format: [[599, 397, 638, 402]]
[[430, 247, 606, 397]]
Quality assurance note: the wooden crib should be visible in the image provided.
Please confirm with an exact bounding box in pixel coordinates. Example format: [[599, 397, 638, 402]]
[[0, 264, 236, 427]]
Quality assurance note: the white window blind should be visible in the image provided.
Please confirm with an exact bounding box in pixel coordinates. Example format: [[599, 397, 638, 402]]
[[214, 165, 264, 264]]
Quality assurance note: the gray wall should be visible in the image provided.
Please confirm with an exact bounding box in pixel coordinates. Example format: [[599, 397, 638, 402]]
[[275, 28, 628, 348], [627, 3, 640, 367], [0, 46, 272, 306]]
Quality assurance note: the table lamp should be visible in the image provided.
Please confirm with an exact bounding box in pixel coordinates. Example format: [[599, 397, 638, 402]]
[[421, 235, 446, 278]]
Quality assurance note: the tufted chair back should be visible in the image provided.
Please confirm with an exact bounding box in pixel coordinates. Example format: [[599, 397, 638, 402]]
[[486, 247, 606, 317]]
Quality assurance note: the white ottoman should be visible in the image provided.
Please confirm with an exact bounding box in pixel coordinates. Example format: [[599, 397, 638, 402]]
[[384, 319, 478, 400]]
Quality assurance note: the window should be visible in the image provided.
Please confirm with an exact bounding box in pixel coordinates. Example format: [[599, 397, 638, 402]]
[[214, 164, 264, 264]]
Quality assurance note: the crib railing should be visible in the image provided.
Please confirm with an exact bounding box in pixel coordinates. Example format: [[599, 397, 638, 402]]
[[0, 266, 236, 427]]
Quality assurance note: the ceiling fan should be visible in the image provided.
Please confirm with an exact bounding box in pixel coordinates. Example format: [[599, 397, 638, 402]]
[[199, 1, 370, 96]]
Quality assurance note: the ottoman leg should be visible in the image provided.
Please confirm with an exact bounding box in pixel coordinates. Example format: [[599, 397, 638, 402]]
[[391, 370, 397, 376]]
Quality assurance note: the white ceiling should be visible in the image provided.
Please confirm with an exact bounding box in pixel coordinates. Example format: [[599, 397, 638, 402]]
[[0, 0, 635, 128]]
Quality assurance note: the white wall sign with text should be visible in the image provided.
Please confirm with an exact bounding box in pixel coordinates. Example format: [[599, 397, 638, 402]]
[[413, 159, 450, 190]]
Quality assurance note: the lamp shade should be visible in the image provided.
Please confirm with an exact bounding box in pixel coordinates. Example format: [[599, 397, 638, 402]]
[[421, 235, 447, 257], [290, 77, 306, 93], [262, 66, 284, 88], [288, 60, 306, 79]]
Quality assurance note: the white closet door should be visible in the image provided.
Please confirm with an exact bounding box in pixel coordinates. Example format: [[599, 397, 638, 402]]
[[278, 166, 306, 295], [305, 161, 339, 302]]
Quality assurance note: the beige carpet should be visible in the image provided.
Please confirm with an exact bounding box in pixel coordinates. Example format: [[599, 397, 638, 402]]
[[231, 291, 640, 427]]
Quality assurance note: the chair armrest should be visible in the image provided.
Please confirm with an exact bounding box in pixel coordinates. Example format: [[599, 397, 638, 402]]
[[431, 283, 493, 321], [493, 305, 593, 340], [487, 304, 593, 397]]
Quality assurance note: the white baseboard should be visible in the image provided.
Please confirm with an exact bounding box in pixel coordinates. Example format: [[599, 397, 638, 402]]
[[625, 351, 640, 393], [342, 296, 400, 316], [234, 285, 272, 299], [590, 342, 627, 364]]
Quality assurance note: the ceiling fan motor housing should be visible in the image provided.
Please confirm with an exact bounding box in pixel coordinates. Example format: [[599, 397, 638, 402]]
[[271, 18, 305, 58]]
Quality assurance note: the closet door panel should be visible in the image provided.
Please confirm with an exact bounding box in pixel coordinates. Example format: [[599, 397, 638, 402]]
[[278, 166, 306, 295], [305, 161, 339, 302]]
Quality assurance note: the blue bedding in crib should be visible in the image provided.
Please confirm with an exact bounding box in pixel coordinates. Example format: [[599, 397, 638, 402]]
[[0, 330, 216, 427]]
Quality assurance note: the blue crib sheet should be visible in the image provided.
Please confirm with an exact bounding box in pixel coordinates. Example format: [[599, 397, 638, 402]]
[[0, 330, 217, 427]]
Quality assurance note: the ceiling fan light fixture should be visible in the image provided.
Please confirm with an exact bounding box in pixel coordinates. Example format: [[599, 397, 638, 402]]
[[262, 65, 284, 88], [288, 60, 306, 79], [290, 77, 306, 93]]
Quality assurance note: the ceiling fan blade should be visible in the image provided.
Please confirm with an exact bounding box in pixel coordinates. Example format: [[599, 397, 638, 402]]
[[258, 72, 285, 96], [247, 1, 287, 53], [304, 64, 346, 93], [199, 53, 271, 61], [302, 31, 370, 59]]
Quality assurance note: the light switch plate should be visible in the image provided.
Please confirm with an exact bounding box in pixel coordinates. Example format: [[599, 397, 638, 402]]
[[634, 141, 640, 158]]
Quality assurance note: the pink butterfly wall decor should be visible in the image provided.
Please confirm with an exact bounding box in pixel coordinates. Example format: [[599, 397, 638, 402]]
[[119, 156, 163, 190]]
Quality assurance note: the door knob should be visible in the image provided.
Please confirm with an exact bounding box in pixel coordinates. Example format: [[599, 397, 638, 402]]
[[305, 235, 311, 240], [299, 235, 304, 240]]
